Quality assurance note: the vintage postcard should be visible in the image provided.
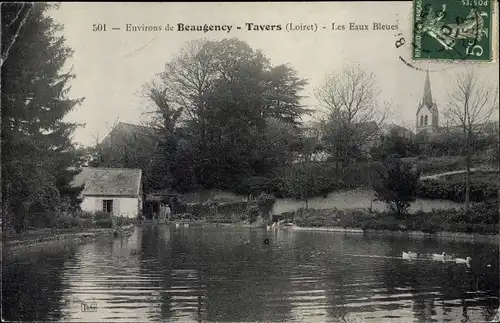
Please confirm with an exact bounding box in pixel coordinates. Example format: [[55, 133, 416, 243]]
[[2, 2, 499, 323]]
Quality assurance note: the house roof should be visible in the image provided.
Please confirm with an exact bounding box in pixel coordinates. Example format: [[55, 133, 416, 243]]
[[72, 167, 142, 196], [100, 122, 157, 149]]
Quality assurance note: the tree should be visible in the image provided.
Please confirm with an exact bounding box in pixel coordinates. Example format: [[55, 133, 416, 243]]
[[441, 67, 499, 213], [140, 80, 185, 191], [259, 117, 300, 169], [2, 3, 84, 232], [261, 64, 311, 124], [372, 128, 419, 160], [158, 38, 216, 152], [146, 38, 308, 191], [302, 136, 320, 209], [1, 3, 34, 67], [315, 63, 389, 177], [373, 156, 420, 219]]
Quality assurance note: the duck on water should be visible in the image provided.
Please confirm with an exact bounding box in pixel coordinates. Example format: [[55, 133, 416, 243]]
[[455, 256, 472, 265], [402, 251, 418, 259], [402, 251, 472, 265], [239, 236, 270, 245]]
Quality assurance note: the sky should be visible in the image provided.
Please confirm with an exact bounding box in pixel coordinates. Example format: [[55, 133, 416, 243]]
[[48, 2, 499, 147]]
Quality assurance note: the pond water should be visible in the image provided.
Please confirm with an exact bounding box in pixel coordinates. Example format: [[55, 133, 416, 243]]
[[272, 188, 465, 215], [3, 225, 499, 322]]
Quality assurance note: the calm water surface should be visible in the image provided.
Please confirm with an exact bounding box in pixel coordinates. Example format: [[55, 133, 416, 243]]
[[3, 225, 499, 322]]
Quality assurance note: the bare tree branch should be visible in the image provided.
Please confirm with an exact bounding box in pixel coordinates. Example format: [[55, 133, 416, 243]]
[[1, 3, 34, 68], [440, 66, 499, 212], [315, 63, 389, 169]]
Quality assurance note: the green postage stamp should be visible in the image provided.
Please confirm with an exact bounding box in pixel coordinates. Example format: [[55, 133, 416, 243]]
[[412, 0, 494, 61]]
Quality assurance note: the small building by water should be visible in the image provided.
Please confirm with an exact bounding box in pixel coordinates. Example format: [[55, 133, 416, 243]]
[[71, 167, 144, 218]]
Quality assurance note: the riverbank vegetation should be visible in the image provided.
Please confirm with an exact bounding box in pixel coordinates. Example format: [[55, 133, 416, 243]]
[[185, 193, 276, 225], [278, 202, 498, 235], [2, 211, 136, 243], [418, 171, 498, 203]]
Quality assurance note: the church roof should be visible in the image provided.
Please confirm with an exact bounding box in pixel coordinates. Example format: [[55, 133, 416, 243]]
[[423, 69, 433, 107]]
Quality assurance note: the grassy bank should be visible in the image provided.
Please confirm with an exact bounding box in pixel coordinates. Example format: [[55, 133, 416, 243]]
[[230, 155, 488, 200], [2, 224, 136, 255], [2, 212, 137, 244], [276, 202, 498, 235], [417, 170, 498, 202]]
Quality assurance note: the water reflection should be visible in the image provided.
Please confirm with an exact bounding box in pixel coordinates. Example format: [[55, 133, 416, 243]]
[[2, 225, 498, 322]]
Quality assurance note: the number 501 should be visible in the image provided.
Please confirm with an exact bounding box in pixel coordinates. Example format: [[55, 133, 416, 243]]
[[93, 24, 107, 32]]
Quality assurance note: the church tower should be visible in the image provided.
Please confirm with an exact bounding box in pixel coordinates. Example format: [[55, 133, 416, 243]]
[[416, 70, 439, 133]]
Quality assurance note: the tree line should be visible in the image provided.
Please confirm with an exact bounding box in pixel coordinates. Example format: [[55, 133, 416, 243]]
[[89, 39, 398, 197]]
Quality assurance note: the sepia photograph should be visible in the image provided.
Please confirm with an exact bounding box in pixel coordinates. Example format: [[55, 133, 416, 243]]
[[1, 2, 499, 322]]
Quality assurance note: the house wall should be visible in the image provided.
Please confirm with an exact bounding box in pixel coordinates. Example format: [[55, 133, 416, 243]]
[[81, 196, 141, 218]]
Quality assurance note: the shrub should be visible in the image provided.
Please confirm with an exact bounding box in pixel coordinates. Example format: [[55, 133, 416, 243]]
[[247, 206, 260, 224], [49, 215, 82, 229], [359, 217, 402, 231], [114, 216, 135, 226], [283, 202, 498, 235], [233, 176, 275, 196], [373, 156, 420, 218], [95, 218, 113, 228], [94, 211, 111, 220], [27, 211, 57, 229], [80, 218, 94, 228], [417, 178, 498, 202], [273, 212, 295, 223], [77, 211, 94, 219]]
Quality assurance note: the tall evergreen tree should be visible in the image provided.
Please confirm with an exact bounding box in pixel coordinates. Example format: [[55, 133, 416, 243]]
[[1, 3, 84, 232]]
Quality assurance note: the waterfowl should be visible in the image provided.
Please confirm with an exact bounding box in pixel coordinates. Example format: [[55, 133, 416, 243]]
[[183, 223, 189, 228], [266, 225, 271, 231], [432, 252, 447, 260], [455, 256, 472, 264], [175, 223, 180, 228], [402, 251, 418, 259]]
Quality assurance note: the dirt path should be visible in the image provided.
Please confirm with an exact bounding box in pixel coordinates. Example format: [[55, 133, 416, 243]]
[[420, 168, 497, 180]]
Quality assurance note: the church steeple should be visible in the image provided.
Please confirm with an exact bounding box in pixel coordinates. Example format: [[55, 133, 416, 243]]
[[416, 68, 439, 133], [422, 69, 433, 107]]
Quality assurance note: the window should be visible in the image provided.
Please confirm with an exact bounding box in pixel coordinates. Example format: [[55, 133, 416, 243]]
[[420, 115, 424, 126], [424, 115, 428, 125], [103, 200, 113, 213]]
